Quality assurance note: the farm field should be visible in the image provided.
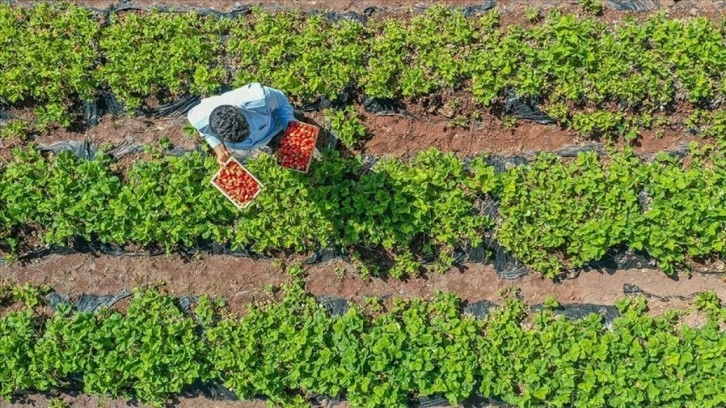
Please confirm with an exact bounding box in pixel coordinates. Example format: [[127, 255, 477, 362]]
[[1, 0, 725, 407]]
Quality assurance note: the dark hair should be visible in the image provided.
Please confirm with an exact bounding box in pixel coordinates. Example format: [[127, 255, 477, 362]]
[[209, 105, 249, 143]]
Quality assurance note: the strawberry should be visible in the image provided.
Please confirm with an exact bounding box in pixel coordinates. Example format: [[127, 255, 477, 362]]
[[213, 160, 261, 207], [279, 122, 318, 172]]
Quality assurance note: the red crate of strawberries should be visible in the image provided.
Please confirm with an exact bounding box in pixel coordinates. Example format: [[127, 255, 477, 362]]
[[210, 157, 263, 210], [278, 121, 319, 173]]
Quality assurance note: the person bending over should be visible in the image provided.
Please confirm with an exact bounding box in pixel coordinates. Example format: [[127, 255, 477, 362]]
[[187, 82, 299, 165]]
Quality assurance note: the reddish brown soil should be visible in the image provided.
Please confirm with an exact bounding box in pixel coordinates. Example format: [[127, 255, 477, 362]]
[[1, 395, 266, 408], [3, 105, 702, 162], [3, 254, 724, 316], [22, 0, 726, 17], [343, 107, 701, 158], [41, 115, 196, 150]]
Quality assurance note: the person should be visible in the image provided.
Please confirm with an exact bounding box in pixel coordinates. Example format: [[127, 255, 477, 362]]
[[187, 82, 297, 165]]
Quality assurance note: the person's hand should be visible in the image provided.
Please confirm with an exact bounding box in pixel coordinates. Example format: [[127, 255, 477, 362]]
[[214, 145, 232, 166]]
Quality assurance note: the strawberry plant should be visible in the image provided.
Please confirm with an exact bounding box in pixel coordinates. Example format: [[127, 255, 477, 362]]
[[0, 145, 723, 278], [570, 111, 638, 141], [631, 150, 726, 274], [0, 3, 100, 128], [324, 106, 368, 148], [99, 11, 227, 111], [228, 9, 366, 103], [233, 153, 336, 253], [579, 0, 603, 14], [1, 282, 725, 406], [363, 6, 478, 99], [1, 5, 725, 139], [496, 150, 649, 278], [29, 289, 211, 406], [0, 119, 29, 140]]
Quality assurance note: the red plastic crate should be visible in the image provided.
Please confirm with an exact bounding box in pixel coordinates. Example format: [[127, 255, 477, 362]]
[[278, 121, 319, 173], [210, 157, 263, 210]]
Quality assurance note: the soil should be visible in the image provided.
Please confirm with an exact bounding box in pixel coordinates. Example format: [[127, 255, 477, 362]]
[[1, 394, 267, 408], [3, 103, 702, 162], [342, 104, 701, 159], [3, 253, 724, 316], [17, 0, 726, 17], [4, 113, 197, 151]]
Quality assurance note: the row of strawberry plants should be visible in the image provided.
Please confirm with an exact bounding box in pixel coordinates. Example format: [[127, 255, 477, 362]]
[[1, 4, 725, 140], [1, 143, 724, 278], [1, 282, 725, 407], [0, 147, 493, 277]]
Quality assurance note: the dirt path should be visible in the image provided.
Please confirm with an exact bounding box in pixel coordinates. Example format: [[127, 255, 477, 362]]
[[19, 0, 726, 16], [3, 394, 266, 408], [4, 254, 724, 314], [4, 104, 699, 162]]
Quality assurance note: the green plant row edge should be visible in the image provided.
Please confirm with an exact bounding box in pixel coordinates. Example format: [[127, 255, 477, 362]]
[[2, 282, 726, 407], [1, 3, 726, 141], [1, 143, 724, 279]]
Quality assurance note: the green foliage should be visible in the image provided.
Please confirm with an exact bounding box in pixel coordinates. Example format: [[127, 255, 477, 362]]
[[0, 147, 494, 276], [496, 148, 726, 277], [631, 151, 726, 274], [525, 6, 542, 23], [0, 119, 29, 140], [102, 151, 235, 252], [48, 398, 68, 408], [233, 153, 335, 253], [238, 149, 492, 276], [685, 110, 726, 141], [571, 111, 632, 140], [28, 289, 210, 406], [324, 106, 368, 148], [1, 283, 725, 406], [228, 9, 366, 102], [99, 11, 227, 111], [469, 11, 726, 138], [0, 308, 37, 396], [1, 5, 725, 138], [0, 3, 100, 126], [364, 5, 478, 99], [1, 145, 724, 278], [579, 0, 603, 14], [497, 151, 648, 277], [0, 149, 122, 249]]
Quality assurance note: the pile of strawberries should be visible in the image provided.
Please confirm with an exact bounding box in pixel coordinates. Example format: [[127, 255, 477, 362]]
[[212, 159, 261, 207], [279, 121, 318, 172]]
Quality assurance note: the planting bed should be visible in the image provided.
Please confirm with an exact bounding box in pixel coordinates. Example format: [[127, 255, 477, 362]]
[[1, 1, 726, 407], [1, 1, 726, 146], [2, 145, 724, 279], [0, 280, 725, 407]]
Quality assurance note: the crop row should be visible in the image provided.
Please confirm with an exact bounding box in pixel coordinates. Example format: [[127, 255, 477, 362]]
[[1, 4, 725, 140], [1, 282, 725, 407], [1, 143, 724, 278]]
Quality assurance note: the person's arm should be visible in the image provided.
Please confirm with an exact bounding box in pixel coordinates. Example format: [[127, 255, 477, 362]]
[[264, 86, 295, 129]]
